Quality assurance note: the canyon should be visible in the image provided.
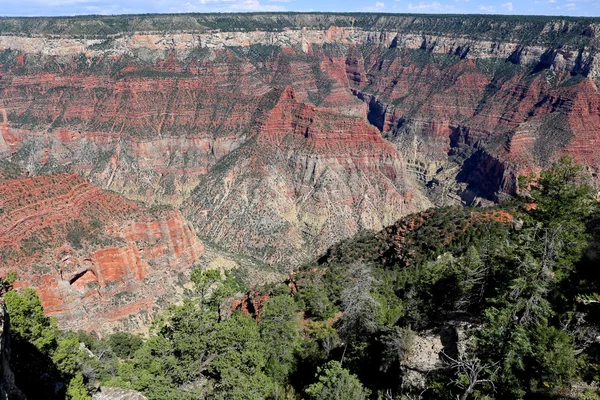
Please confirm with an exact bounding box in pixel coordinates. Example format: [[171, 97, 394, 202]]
[[1, 13, 600, 331]]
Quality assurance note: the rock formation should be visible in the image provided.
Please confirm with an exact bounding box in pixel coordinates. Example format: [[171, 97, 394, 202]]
[[2, 13, 600, 328], [92, 387, 147, 400], [0, 14, 597, 210], [186, 87, 428, 265], [0, 172, 204, 333]]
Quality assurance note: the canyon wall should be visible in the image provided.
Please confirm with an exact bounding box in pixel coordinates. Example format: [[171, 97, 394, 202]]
[[0, 172, 204, 333], [186, 86, 427, 264], [1, 13, 600, 328], [1, 14, 598, 210]]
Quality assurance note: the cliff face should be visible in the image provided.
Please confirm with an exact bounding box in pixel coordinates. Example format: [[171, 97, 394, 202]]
[[0, 13, 600, 299], [1, 15, 599, 209], [186, 87, 427, 265], [0, 172, 204, 333]]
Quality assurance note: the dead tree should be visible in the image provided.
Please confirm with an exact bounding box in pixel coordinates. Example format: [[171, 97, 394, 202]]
[[442, 350, 499, 400]]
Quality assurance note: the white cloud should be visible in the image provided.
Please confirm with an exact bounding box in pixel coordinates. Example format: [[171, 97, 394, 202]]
[[478, 4, 496, 13], [4, 0, 600, 17], [4, 0, 287, 16], [227, 0, 285, 10], [502, 2, 513, 11], [362, 1, 386, 11], [407, 1, 442, 10]]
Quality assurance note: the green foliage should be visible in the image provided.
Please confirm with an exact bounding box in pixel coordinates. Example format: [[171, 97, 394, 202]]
[[300, 321, 340, 364], [108, 332, 143, 359], [290, 157, 598, 398], [524, 155, 596, 277], [66, 219, 87, 249], [296, 279, 337, 320], [53, 336, 88, 376], [258, 295, 300, 383], [378, 326, 415, 374], [4, 158, 598, 400], [0, 271, 16, 296], [4, 288, 93, 399], [304, 360, 370, 400], [529, 324, 582, 392], [191, 268, 222, 300], [93, 275, 283, 399], [66, 219, 104, 250], [66, 374, 90, 400], [4, 288, 57, 352], [211, 313, 276, 399], [469, 155, 596, 398]]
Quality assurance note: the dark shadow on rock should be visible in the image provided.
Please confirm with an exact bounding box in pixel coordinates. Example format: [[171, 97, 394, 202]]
[[456, 149, 512, 202], [11, 338, 65, 400]]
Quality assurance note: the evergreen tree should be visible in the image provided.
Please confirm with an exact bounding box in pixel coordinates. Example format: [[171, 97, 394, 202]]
[[304, 361, 370, 400], [66, 374, 90, 400]]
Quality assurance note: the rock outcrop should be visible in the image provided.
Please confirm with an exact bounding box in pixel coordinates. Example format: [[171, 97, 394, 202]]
[[0, 15, 598, 209], [186, 87, 428, 265], [400, 323, 473, 392], [0, 172, 204, 333], [92, 387, 147, 400]]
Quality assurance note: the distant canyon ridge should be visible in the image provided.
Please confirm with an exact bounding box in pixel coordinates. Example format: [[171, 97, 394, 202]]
[[1, 13, 600, 332]]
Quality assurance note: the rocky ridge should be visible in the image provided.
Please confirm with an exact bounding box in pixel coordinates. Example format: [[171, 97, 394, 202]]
[[0, 171, 204, 333], [186, 86, 428, 264], [0, 15, 598, 210]]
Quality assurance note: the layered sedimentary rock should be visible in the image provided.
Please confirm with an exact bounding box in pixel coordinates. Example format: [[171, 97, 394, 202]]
[[348, 47, 600, 204], [0, 172, 203, 333], [186, 87, 427, 265], [1, 13, 600, 270]]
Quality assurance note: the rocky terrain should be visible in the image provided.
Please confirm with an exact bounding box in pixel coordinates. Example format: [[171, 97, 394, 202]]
[[186, 86, 427, 264], [2, 13, 600, 330], [0, 170, 204, 333]]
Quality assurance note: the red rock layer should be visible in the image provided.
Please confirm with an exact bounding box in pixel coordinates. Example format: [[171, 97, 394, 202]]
[[0, 173, 136, 249], [0, 173, 203, 333], [347, 46, 600, 190], [0, 55, 269, 206], [187, 87, 428, 266], [1, 38, 599, 267]]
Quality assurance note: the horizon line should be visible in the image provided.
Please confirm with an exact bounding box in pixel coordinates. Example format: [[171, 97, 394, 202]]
[[0, 11, 598, 19]]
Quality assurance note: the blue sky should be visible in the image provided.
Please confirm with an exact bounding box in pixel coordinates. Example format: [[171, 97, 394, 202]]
[[0, 0, 598, 17]]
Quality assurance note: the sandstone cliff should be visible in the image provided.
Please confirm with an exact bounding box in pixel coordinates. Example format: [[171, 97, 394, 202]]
[[186, 86, 428, 265]]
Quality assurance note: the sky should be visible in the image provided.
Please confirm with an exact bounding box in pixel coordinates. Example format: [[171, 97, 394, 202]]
[[0, 0, 598, 17]]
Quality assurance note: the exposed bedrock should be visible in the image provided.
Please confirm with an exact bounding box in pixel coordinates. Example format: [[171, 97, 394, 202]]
[[1, 13, 600, 268], [0, 173, 204, 333], [185, 87, 429, 266]]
